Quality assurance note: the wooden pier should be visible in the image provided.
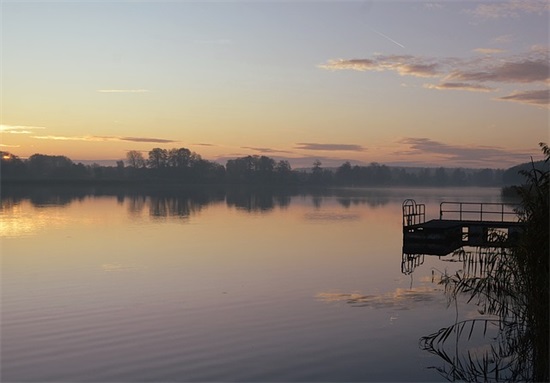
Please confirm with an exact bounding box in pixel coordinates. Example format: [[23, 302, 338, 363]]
[[402, 200, 524, 256]]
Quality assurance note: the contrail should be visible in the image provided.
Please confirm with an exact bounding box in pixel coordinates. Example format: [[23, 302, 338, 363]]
[[371, 28, 405, 48]]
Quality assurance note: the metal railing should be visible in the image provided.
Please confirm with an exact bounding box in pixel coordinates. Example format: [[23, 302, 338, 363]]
[[439, 202, 520, 222], [403, 199, 425, 227]]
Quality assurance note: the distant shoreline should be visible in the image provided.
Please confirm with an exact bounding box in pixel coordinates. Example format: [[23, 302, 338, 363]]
[[1, 178, 508, 188]]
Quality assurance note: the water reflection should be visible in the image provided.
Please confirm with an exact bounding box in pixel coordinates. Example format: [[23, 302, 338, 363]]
[[399, 183, 547, 381], [316, 285, 445, 310], [3, 185, 502, 220], [401, 253, 425, 275], [148, 195, 203, 218], [0, 199, 73, 237], [304, 212, 360, 222], [412, 245, 543, 382], [1, 186, 396, 219], [127, 195, 147, 217], [225, 188, 292, 212], [101, 263, 139, 272], [421, 317, 507, 382], [401, 246, 500, 277], [2, 186, 514, 382], [0, 187, 406, 245]]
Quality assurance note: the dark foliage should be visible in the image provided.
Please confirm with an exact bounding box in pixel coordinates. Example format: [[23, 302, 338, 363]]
[[0, 146, 540, 188], [421, 143, 549, 382]]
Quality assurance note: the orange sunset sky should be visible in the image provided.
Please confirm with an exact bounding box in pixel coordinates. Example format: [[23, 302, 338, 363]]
[[2, 1, 549, 168]]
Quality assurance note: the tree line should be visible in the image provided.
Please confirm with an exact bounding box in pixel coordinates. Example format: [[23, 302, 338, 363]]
[[0, 146, 525, 187]]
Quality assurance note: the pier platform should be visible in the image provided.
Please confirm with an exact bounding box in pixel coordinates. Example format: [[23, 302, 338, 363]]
[[402, 200, 524, 256]]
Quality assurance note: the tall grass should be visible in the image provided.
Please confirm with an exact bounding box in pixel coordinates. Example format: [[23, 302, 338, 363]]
[[513, 143, 549, 382], [421, 143, 549, 382]]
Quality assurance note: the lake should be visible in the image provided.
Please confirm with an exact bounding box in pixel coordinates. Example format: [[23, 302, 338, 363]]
[[1, 186, 507, 382]]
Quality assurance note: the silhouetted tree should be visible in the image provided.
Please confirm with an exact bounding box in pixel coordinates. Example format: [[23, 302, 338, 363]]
[[336, 161, 353, 185], [26, 153, 86, 179], [90, 163, 103, 178], [419, 168, 432, 185], [434, 167, 448, 186], [190, 158, 225, 182], [310, 160, 324, 184], [274, 160, 293, 183], [0, 152, 26, 179], [375, 163, 392, 185], [168, 148, 192, 168], [309, 160, 334, 185], [226, 156, 251, 182], [395, 168, 418, 185], [258, 156, 275, 173], [116, 160, 125, 178], [451, 168, 467, 185], [2, 146, 527, 187], [147, 148, 168, 169], [126, 150, 146, 168], [226, 155, 276, 183], [473, 168, 496, 186]]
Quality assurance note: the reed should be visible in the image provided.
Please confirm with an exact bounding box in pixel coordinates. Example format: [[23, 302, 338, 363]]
[[421, 143, 549, 382]]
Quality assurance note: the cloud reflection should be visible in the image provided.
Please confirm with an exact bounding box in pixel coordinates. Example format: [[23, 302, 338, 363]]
[[316, 285, 445, 310], [304, 212, 360, 222], [101, 263, 137, 272]]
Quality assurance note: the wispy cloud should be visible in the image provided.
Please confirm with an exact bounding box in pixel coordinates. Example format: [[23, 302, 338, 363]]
[[424, 82, 495, 92], [32, 135, 177, 143], [446, 58, 549, 84], [496, 89, 550, 107], [320, 47, 549, 107], [319, 55, 441, 78], [0, 143, 21, 148], [1, 124, 46, 134], [97, 89, 150, 93], [241, 146, 294, 154], [424, 2, 444, 10], [295, 143, 366, 152], [467, 0, 549, 19], [398, 137, 533, 165], [120, 136, 177, 143], [473, 48, 506, 54], [32, 135, 106, 141], [321, 50, 548, 84]]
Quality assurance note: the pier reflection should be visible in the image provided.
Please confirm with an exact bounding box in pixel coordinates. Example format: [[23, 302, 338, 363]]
[[401, 246, 501, 278]]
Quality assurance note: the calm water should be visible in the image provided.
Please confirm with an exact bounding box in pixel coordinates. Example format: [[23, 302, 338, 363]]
[[1, 187, 506, 382]]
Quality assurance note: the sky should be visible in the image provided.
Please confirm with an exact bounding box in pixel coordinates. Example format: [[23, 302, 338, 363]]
[[1, 0, 549, 168]]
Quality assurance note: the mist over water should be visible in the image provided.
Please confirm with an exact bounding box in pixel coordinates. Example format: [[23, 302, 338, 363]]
[[1, 187, 507, 381]]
